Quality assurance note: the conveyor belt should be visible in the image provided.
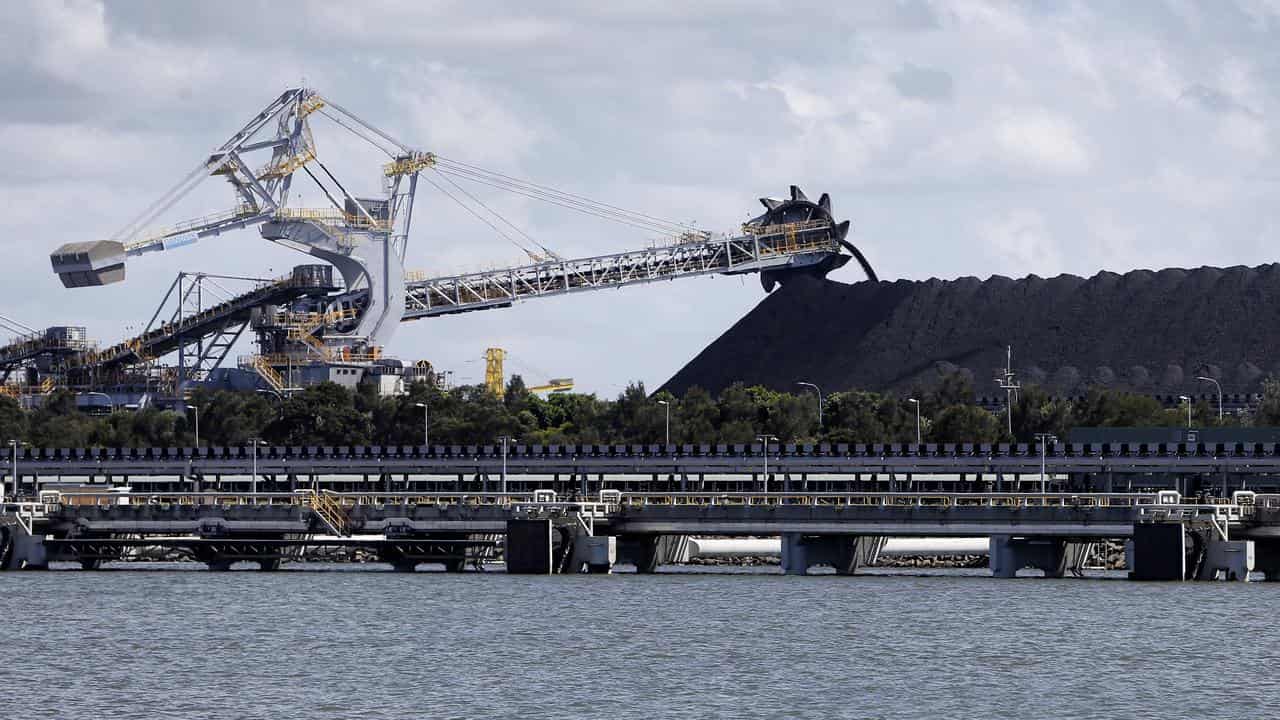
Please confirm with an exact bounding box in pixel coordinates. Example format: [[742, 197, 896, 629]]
[[62, 268, 337, 373]]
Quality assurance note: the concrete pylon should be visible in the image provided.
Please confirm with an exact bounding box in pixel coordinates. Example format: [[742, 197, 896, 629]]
[[780, 534, 884, 575], [1195, 538, 1253, 581], [1253, 539, 1280, 581], [0, 518, 48, 570], [618, 535, 691, 573], [505, 519, 554, 574], [570, 533, 617, 574], [989, 536, 1090, 578], [1129, 523, 1253, 581]]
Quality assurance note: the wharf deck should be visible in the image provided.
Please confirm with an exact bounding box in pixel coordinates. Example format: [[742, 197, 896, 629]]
[[9, 441, 1280, 496], [13, 490, 1274, 539], [4, 491, 1277, 579]]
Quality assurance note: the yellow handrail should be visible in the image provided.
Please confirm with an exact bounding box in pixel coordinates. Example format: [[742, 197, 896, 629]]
[[307, 491, 350, 536]]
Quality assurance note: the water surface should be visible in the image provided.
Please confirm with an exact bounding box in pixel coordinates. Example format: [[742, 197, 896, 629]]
[[2, 564, 1277, 719]]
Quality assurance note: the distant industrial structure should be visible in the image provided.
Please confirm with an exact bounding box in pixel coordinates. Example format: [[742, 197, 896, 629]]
[[0, 88, 874, 411]]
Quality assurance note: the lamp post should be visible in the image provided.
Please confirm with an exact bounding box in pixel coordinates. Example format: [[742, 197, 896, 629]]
[[414, 401, 430, 448], [756, 434, 777, 493], [908, 398, 921, 445], [1035, 433, 1057, 494], [1179, 395, 1192, 429], [248, 437, 266, 497], [796, 381, 823, 428], [657, 400, 670, 447], [189, 404, 200, 448], [995, 345, 1019, 436], [1195, 376, 1223, 421], [7, 439, 16, 502], [497, 435, 515, 497]]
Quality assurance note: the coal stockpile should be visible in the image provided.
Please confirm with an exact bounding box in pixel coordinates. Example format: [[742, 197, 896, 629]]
[[661, 264, 1280, 397]]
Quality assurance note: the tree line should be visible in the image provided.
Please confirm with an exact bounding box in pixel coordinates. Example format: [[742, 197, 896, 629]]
[[1, 373, 1276, 449]]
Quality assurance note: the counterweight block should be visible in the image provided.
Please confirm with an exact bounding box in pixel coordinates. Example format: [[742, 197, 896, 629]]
[[50, 240, 127, 288]]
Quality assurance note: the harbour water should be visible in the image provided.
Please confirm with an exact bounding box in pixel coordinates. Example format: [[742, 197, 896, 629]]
[[3, 564, 1278, 719]]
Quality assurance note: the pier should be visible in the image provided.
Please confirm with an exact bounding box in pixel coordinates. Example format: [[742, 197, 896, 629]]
[[3, 489, 1276, 581], [7, 440, 1280, 497]]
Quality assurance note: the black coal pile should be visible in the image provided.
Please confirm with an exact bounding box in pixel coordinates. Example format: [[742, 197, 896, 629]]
[[661, 265, 1280, 397]]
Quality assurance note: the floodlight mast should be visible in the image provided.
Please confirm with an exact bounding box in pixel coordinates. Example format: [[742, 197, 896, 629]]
[[994, 345, 1020, 437]]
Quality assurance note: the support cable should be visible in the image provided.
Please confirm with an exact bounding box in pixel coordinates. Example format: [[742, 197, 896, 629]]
[[436, 163, 678, 232], [316, 98, 411, 155], [435, 166, 685, 236], [436, 166, 693, 237], [419, 173, 543, 261], [0, 313, 38, 336], [111, 163, 210, 242], [315, 108, 397, 158], [435, 156, 701, 234], [315, 160, 376, 225], [436, 157, 694, 229], [303, 165, 346, 214], [429, 169, 560, 260]]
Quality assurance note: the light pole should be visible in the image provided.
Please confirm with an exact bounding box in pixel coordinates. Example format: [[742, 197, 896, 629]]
[[497, 435, 515, 497], [248, 438, 266, 497], [1195, 376, 1223, 421], [796, 382, 823, 428], [657, 400, 670, 447], [414, 401, 430, 448], [1179, 395, 1192, 429], [7, 439, 16, 502], [995, 345, 1019, 436], [756, 434, 777, 493], [189, 404, 200, 448], [1035, 433, 1057, 494], [908, 398, 921, 446]]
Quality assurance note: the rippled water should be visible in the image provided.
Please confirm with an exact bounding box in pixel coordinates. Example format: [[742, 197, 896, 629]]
[[3, 564, 1279, 719]]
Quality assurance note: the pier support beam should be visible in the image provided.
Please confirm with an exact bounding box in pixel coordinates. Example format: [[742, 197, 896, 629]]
[[1129, 523, 1186, 580], [1253, 539, 1280, 581], [780, 534, 884, 576], [570, 534, 617, 574], [1128, 523, 1252, 581], [989, 536, 1090, 578], [617, 535, 691, 573], [0, 521, 48, 570], [1195, 538, 1253, 581], [505, 519, 554, 574]]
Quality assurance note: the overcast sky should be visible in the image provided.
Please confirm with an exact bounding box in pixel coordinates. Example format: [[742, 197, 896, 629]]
[[3, 1, 1279, 395]]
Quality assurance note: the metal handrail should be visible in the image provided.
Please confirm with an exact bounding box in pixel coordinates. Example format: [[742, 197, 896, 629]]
[[31, 490, 1235, 513], [614, 491, 1163, 509], [273, 207, 391, 232]]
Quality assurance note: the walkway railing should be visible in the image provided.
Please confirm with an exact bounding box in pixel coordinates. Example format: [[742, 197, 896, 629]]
[[25, 490, 1241, 513], [305, 490, 351, 536]]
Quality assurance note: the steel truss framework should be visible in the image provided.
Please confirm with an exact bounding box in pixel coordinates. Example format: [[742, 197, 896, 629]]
[[31, 88, 869, 392], [404, 223, 839, 318]]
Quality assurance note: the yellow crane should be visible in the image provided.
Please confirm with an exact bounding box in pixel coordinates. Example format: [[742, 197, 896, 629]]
[[484, 347, 573, 398]]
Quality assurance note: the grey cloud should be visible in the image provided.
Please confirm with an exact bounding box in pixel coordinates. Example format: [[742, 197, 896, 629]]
[[1179, 84, 1259, 116], [890, 63, 953, 102], [891, 0, 941, 31]]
